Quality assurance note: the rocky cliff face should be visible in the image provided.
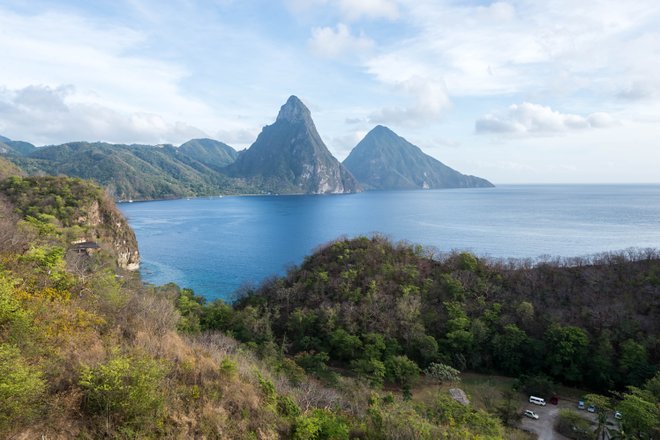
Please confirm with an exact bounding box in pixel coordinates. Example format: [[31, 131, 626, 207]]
[[0, 175, 140, 271], [84, 197, 140, 271], [343, 125, 494, 190], [225, 96, 361, 194]]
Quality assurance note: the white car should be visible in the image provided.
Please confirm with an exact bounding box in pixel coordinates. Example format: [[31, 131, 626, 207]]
[[524, 410, 539, 420]]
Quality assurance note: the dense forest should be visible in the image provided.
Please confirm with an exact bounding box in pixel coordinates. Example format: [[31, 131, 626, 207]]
[[0, 170, 658, 438]]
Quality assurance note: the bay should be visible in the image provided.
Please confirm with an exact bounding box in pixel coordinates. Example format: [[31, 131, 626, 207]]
[[119, 185, 660, 301]]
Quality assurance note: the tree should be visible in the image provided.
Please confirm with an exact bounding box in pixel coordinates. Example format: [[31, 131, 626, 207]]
[[0, 344, 45, 434], [385, 355, 421, 399], [496, 388, 521, 427], [79, 353, 167, 432], [584, 393, 612, 440], [492, 324, 528, 375], [616, 387, 659, 439], [329, 328, 362, 361], [618, 339, 652, 387], [544, 324, 589, 383]]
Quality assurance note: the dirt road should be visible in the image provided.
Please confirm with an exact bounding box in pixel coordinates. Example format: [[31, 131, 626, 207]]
[[519, 400, 576, 440]]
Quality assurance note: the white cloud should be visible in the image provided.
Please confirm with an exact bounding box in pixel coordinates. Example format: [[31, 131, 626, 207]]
[[336, 0, 399, 21], [330, 129, 369, 159], [308, 23, 374, 58], [475, 102, 616, 135], [0, 85, 206, 145], [368, 76, 451, 124], [288, 0, 399, 21], [215, 128, 260, 148]]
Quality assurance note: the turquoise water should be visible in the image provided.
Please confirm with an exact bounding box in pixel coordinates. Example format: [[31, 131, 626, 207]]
[[119, 185, 660, 301]]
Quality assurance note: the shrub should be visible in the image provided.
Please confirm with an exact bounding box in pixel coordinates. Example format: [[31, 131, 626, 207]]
[[0, 273, 33, 345], [385, 355, 421, 396], [293, 409, 350, 440], [0, 344, 46, 434], [350, 357, 386, 388], [424, 362, 461, 384], [79, 353, 167, 431]]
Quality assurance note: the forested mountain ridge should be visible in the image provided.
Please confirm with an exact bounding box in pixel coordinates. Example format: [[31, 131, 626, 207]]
[[3, 139, 256, 200], [343, 125, 493, 190], [232, 236, 658, 392]]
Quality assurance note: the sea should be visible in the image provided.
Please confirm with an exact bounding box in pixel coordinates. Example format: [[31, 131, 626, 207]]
[[119, 184, 660, 301]]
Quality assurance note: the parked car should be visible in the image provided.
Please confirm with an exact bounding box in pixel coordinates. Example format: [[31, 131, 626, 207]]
[[524, 410, 539, 420], [614, 411, 623, 420], [587, 405, 596, 413], [577, 400, 585, 410], [529, 396, 546, 406]]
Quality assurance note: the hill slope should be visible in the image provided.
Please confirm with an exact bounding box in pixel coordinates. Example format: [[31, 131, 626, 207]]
[[0, 176, 528, 439], [225, 96, 361, 194], [178, 138, 239, 171], [0, 135, 36, 156], [235, 236, 659, 392], [343, 125, 493, 190], [6, 140, 255, 200]]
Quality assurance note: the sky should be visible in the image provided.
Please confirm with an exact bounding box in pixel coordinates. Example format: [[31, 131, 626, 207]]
[[0, 0, 659, 183]]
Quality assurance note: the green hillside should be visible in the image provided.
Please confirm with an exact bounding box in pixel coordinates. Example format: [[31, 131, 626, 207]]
[[8, 141, 255, 200], [179, 138, 239, 171], [0, 176, 535, 439], [230, 236, 658, 394]]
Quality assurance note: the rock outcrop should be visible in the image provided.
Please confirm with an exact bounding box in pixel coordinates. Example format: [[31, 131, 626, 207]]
[[225, 96, 361, 194]]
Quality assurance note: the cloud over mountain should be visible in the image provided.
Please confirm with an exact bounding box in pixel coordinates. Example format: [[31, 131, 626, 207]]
[[475, 102, 616, 135], [0, 85, 206, 145]]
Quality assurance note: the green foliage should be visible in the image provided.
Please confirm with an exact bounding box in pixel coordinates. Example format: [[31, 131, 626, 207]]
[[175, 287, 205, 333], [457, 252, 479, 272], [79, 353, 167, 431], [427, 394, 504, 438], [544, 324, 590, 383], [329, 328, 362, 361], [491, 324, 528, 376], [351, 357, 386, 387], [19, 245, 73, 289], [294, 351, 330, 377], [385, 355, 420, 397], [0, 273, 33, 345], [617, 385, 660, 439], [0, 343, 46, 434], [7, 141, 256, 200], [517, 374, 556, 398], [233, 236, 659, 395], [293, 409, 350, 440], [277, 395, 301, 418], [584, 393, 612, 439], [0, 176, 103, 225], [618, 339, 652, 386], [256, 373, 277, 407]]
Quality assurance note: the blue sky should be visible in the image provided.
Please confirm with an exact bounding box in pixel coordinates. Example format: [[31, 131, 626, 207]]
[[0, 0, 659, 183]]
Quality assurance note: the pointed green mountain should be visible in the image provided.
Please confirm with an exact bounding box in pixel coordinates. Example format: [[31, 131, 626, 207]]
[[225, 96, 361, 194], [343, 125, 493, 190]]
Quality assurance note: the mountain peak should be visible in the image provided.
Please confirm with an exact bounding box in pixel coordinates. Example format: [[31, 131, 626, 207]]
[[369, 125, 397, 138], [276, 95, 313, 124], [343, 126, 494, 190]]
